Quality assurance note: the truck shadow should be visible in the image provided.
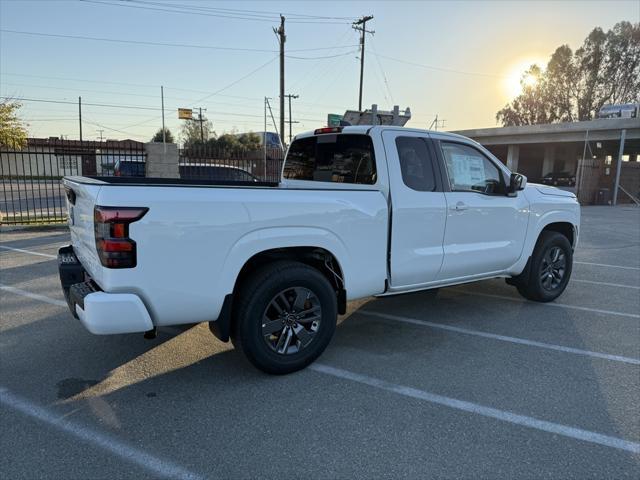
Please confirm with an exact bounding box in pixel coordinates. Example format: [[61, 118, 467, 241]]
[[2, 283, 637, 472]]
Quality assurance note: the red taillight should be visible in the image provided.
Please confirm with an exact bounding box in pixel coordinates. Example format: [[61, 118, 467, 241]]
[[314, 127, 343, 135], [94, 206, 148, 268]]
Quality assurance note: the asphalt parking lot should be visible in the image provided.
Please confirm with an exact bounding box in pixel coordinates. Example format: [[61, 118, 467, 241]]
[[1, 205, 639, 479]]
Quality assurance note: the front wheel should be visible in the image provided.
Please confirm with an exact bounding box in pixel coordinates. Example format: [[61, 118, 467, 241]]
[[232, 261, 337, 374], [514, 231, 573, 302]]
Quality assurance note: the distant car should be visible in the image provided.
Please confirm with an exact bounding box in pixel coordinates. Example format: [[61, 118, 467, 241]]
[[113, 160, 259, 182], [179, 164, 260, 182], [541, 171, 575, 187], [114, 160, 145, 177]]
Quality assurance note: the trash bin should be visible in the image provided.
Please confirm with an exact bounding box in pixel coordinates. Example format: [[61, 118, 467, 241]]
[[596, 188, 611, 205]]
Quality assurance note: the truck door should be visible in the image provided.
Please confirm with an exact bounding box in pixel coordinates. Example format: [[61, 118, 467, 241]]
[[436, 140, 529, 279], [382, 130, 447, 287]]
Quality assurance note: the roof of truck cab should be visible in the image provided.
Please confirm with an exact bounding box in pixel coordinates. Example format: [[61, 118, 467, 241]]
[[293, 125, 475, 143]]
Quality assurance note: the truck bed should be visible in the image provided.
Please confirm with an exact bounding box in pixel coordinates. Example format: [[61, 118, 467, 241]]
[[62, 175, 389, 328], [68, 175, 280, 188]]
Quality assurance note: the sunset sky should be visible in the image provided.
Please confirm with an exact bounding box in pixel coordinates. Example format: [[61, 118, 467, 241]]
[[1, 0, 638, 141]]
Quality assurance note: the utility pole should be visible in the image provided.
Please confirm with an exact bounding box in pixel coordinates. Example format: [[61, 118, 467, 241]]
[[274, 15, 286, 147], [264, 97, 268, 179], [265, 97, 280, 147], [353, 15, 374, 112], [284, 94, 299, 145], [78, 96, 83, 141], [96, 130, 104, 142], [198, 107, 204, 142], [160, 86, 166, 146], [612, 129, 627, 206], [429, 115, 446, 131]]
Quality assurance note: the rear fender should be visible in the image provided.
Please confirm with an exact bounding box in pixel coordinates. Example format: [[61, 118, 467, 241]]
[[219, 226, 351, 298]]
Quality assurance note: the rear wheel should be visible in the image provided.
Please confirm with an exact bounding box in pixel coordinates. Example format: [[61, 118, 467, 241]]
[[232, 261, 337, 374], [514, 231, 573, 302]]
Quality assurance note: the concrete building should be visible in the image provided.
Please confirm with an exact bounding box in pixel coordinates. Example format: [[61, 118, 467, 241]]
[[453, 118, 640, 204]]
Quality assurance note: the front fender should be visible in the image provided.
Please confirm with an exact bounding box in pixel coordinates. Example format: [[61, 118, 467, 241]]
[[509, 207, 580, 275]]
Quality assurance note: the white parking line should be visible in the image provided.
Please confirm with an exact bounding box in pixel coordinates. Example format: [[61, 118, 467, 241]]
[[360, 310, 640, 365], [311, 364, 640, 454], [575, 261, 640, 271], [0, 245, 57, 258], [0, 284, 67, 307], [450, 289, 640, 319], [0, 387, 204, 480], [572, 279, 640, 290]]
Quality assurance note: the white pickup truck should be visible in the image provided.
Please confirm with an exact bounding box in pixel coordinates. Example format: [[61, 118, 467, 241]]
[[59, 126, 580, 374]]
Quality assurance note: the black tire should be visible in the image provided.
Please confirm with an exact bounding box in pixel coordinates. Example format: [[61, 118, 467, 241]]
[[231, 261, 337, 375], [514, 231, 573, 302]]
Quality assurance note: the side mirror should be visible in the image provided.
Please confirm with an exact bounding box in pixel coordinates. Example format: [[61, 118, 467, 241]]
[[508, 173, 527, 196]]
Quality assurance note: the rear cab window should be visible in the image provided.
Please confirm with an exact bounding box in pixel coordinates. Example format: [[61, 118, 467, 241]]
[[395, 136, 437, 192], [283, 134, 377, 185]]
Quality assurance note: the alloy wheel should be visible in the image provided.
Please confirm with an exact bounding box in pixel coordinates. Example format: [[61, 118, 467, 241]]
[[539, 246, 566, 291], [261, 287, 322, 355]]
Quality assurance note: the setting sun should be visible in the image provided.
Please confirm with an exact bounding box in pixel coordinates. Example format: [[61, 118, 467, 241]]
[[504, 57, 547, 98]]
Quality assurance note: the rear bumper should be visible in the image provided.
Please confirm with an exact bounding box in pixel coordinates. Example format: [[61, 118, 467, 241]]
[[58, 245, 154, 335]]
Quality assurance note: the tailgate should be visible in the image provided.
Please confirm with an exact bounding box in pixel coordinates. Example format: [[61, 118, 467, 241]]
[[62, 177, 104, 282]]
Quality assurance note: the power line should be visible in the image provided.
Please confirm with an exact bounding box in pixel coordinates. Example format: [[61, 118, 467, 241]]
[[2, 79, 348, 118], [2, 96, 162, 111], [1, 72, 266, 101], [80, 0, 351, 24], [369, 36, 394, 104], [4, 96, 325, 122], [0, 29, 358, 53], [4, 55, 279, 109], [125, 0, 354, 21], [193, 55, 279, 103], [286, 51, 358, 60], [370, 52, 507, 79], [1, 81, 277, 110], [289, 26, 355, 91]]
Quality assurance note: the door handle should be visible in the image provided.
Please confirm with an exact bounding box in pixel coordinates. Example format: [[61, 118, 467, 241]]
[[452, 201, 468, 211]]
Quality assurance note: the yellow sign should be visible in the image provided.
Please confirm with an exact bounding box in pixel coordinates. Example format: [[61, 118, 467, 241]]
[[178, 108, 193, 120]]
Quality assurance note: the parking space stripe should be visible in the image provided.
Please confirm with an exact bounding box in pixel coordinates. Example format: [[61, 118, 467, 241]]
[[575, 261, 640, 271], [0, 284, 67, 307], [572, 279, 640, 290], [0, 245, 56, 258], [0, 387, 204, 480], [449, 289, 640, 319], [360, 310, 640, 365], [311, 364, 640, 454]]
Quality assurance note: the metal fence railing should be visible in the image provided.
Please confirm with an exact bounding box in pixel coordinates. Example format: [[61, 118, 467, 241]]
[[0, 138, 145, 225], [179, 145, 285, 183], [1, 139, 285, 225]]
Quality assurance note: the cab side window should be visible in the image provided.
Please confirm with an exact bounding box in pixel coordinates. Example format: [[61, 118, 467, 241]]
[[395, 137, 437, 192], [441, 142, 503, 194]]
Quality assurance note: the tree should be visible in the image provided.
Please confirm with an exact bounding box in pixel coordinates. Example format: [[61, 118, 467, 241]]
[[213, 133, 240, 150], [205, 131, 262, 151], [180, 118, 214, 147], [151, 128, 174, 143], [237, 132, 261, 150], [0, 100, 28, 149], [497, 21, 640, 126]]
